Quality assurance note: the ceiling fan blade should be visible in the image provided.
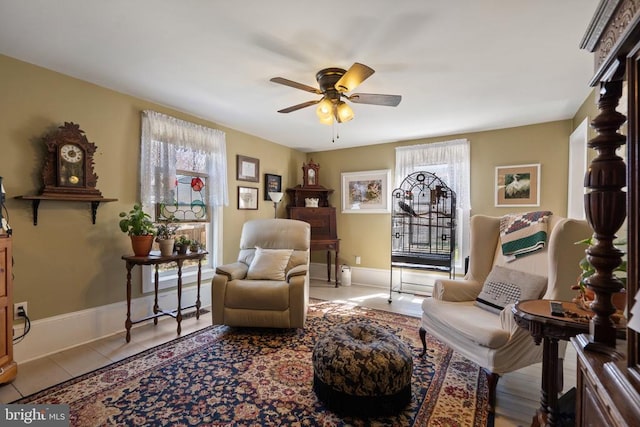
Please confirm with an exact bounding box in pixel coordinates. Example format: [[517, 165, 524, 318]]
[[277, 99, 320, 113], [335, 63, 375, 92], [348, 93, 402, 107], [270, 77, 321, 94]]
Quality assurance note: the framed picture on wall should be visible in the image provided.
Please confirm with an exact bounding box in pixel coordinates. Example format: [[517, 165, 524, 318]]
[[495, 163, 540, 207], [236, 155, 260, 182], [341, 169, 391, 213], [238, 186, 259, 210], [264, 173, 282, 200]]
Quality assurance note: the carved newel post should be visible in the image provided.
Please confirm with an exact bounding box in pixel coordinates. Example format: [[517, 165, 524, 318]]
[[584, 78, 627, 348]]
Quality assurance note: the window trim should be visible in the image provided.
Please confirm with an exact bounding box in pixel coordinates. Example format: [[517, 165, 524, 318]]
[[142, 206, 223, 293]]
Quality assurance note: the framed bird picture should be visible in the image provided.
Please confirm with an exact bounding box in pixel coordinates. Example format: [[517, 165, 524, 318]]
[[495, 164, 540, 207], [341, 169, 391, 213]]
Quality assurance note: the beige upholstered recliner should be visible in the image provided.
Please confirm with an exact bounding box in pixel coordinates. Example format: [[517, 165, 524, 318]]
[[419, 214, 591, 411], [212, 218, 311, 328]]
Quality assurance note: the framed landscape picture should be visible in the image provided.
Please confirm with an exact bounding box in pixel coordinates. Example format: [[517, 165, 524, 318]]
[[341, 169, 391, 213], [238, 186, 258, 210], [495, 163, 540, 207]]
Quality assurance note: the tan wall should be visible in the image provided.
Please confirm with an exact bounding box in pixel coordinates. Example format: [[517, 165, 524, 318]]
[[308, 121, 574, 269], [0, 51, 586, 320], [0, 54, 304, 320], [222, 132, 306, 264], [573, 88, 597, 140]]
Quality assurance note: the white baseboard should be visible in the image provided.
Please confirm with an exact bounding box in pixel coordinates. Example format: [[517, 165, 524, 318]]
[[13, 283, 212, 364], [14, 264, 453, 363], [309, 262, 451, 295]]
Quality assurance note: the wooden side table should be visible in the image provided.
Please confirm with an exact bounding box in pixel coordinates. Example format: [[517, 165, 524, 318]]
[[288, 204, 341, 287], [512, 299, 590, 427], [310, 238, 340, 287], [122, 250, 208, 342]]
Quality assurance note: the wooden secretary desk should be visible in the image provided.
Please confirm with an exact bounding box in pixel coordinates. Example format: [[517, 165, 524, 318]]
[[286, 160, 340, 287], [572, 1, 640, 425]]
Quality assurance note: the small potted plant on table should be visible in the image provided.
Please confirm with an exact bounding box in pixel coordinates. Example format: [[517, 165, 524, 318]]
[[156, 219, 179, 256], [119, 204, 156, 256], [175, 235, 192, 255], [189, 240, 201, 253]]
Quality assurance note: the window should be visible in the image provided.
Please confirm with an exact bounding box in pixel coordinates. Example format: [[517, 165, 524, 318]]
[[140, 111, 228, 292], [395, 139, 470, 270]]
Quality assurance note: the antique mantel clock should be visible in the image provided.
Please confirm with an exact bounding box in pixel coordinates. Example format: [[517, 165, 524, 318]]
[[16, 122, 116, 225], [302, 159, 321, 188], [41, 122, 102, 197]]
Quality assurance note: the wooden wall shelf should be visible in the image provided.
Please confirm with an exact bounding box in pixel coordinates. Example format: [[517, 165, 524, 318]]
[[15, 195, 118, 225]]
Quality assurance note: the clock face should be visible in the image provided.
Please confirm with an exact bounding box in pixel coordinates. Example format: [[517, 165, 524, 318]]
[[58, 144, 85, 186], [60, 144, 83, 163], [303, 164, 319, 187], [40, 122, 103, 197]]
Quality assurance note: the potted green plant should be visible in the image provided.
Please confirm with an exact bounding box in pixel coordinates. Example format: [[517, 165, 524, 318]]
[[572, 236, 627, 311], [175, 235, 192, 255], [156, 218, 179, 256], [189, 240, 201, 253], [119, 204, 156, 256]]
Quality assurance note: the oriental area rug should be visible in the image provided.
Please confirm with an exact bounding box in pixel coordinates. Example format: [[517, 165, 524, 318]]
[[15, 300, 490, 426]]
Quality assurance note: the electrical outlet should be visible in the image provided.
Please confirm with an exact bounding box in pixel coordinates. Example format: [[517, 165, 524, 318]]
[[355, 256, 361, 265], [14, 301, 27, 320]]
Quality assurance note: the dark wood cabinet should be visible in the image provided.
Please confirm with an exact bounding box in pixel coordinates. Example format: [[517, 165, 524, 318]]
[[288, 207, 337, 240], [286, 186, 340, 286], [0, 235, 17, 384], [285, 185, 333, 208], [572, 2, 640, 426]]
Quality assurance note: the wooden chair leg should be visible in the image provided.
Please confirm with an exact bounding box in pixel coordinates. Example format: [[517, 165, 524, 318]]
[[557, 357, 564, 392], [419, 327, 427, 356], [484, 369, 500, 413]]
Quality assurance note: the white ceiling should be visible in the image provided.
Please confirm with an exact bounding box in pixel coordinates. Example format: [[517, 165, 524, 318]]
[[0, 0, 598, 152]]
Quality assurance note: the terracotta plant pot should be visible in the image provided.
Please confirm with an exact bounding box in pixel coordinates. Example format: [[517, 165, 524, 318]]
[[130, 235, 154, 257], [574, 288, 626, 312], [158, 238, 175, 256], [612, 289, 627, 311]]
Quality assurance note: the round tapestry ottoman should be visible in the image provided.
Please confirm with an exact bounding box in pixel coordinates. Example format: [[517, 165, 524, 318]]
[[312, 320, 413, 416]]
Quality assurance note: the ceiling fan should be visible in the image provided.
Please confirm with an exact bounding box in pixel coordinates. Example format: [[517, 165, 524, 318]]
[[270, 62, 401, 124]]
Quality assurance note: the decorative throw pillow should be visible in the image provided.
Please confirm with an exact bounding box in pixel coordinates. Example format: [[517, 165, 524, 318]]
[[475, 265, 547, 314], [246, 247, 293, 280]]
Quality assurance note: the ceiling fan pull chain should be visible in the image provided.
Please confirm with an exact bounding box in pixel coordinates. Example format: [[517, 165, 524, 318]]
[[332, 120, 336, 143]]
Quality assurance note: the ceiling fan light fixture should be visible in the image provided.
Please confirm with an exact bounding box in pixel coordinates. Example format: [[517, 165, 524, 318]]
[[318, 113, 334, 125], [271, 62, 400, 126], [316, 98, 333, 117], [335, 101, 354, 123]]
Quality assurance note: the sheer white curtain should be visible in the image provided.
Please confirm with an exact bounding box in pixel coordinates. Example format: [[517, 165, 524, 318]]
[[140, 110, 228, 207], [395, 139, 471, 266]]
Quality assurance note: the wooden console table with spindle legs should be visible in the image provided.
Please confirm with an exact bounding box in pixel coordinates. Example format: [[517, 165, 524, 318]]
[[122, 251, 207, 342]]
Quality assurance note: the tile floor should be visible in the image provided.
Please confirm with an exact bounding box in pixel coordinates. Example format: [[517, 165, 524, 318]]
[[0, 280, 574, 426]]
